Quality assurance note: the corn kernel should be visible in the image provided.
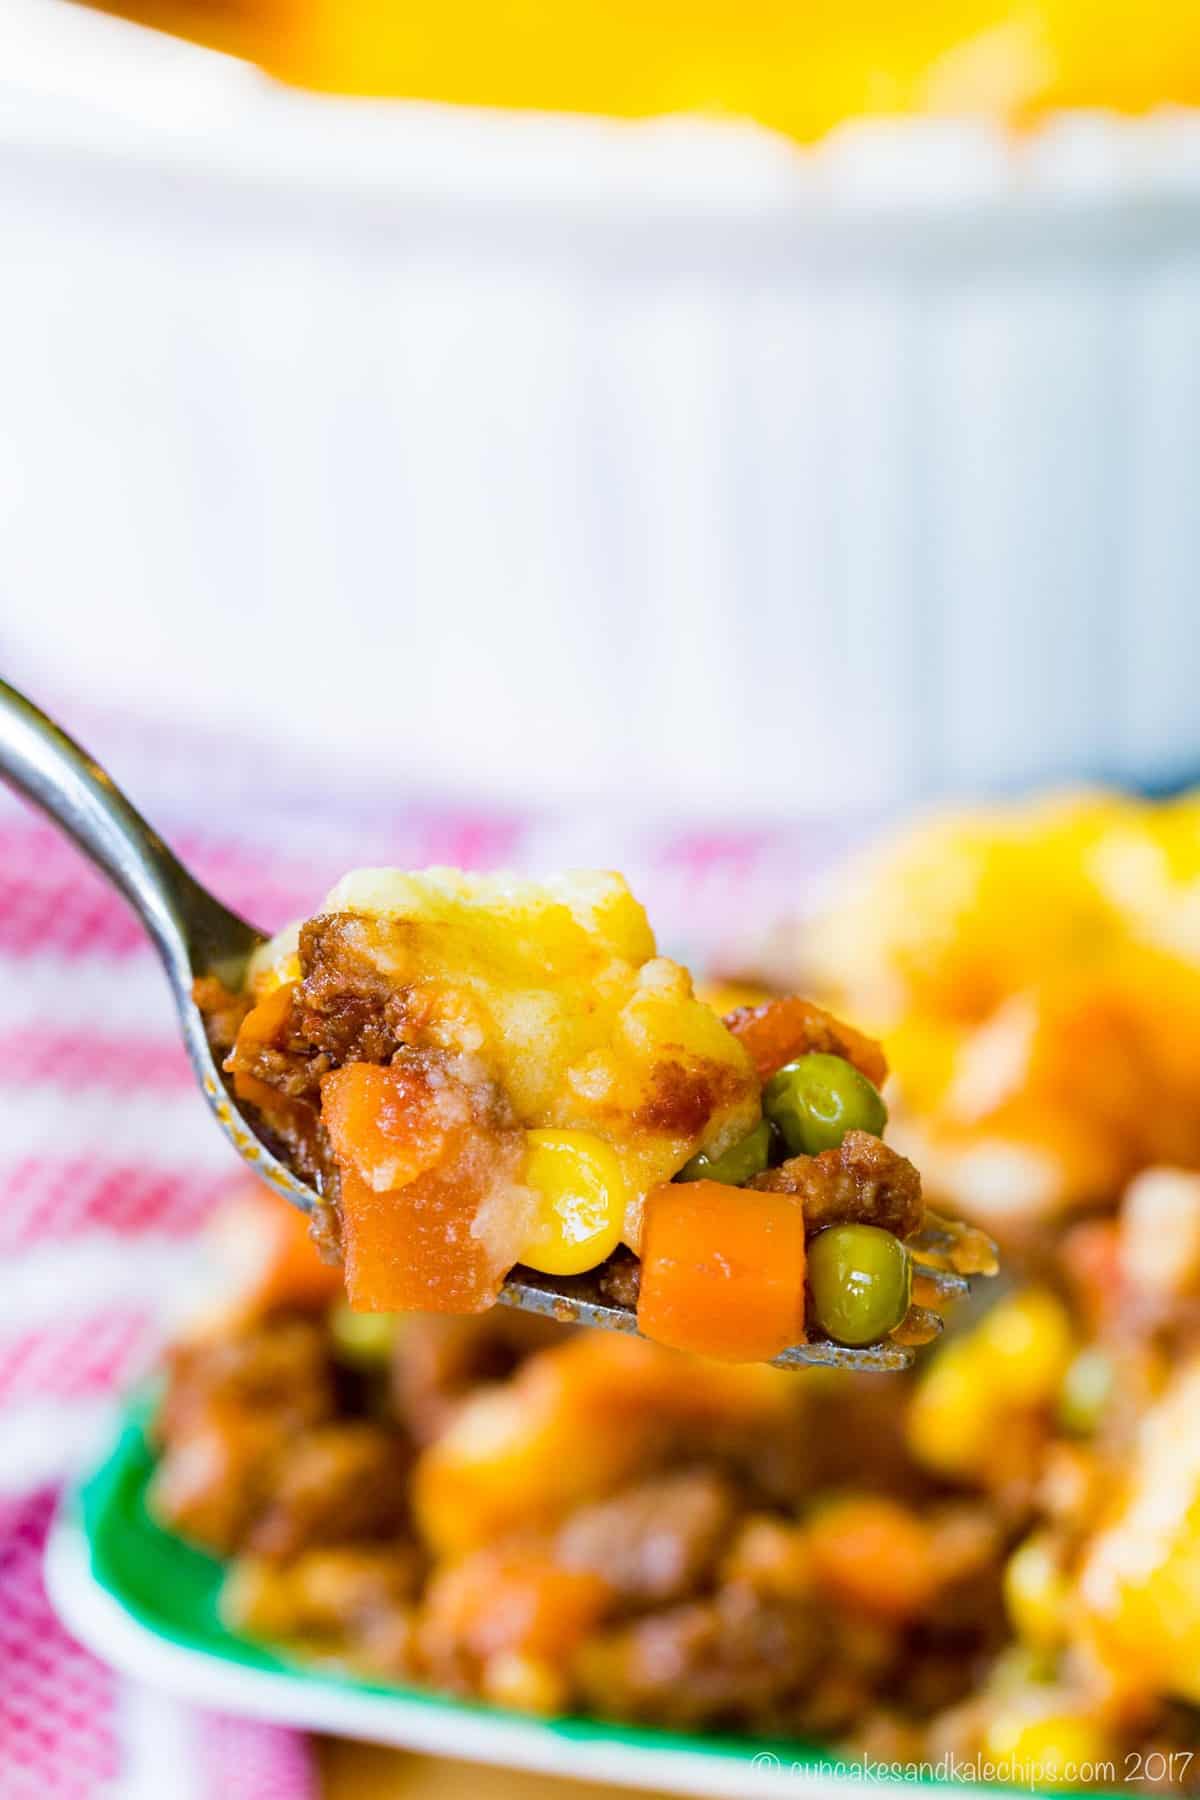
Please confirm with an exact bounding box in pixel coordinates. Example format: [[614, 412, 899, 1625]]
[[984, 1704, 1115, 1788], [481, 1649, 567, 1715], [695, 980, 771, 1016], [907, 1339, 993, 1478], [518, 1130, 626, 1276], [908, 1289, 1074, 1480], [220, 1556, 300, 1639], [976, 1289, 1075, 1407], [1005, 1533, 1071, 1651]]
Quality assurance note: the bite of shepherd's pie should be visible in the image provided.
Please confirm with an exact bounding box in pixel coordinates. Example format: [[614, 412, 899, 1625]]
[[198, 867, 982, 1360]]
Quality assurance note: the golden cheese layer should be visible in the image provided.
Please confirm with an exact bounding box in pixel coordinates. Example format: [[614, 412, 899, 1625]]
[[252, 867, 760, 1249]]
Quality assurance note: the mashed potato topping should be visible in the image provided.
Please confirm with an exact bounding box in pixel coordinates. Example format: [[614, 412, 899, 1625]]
[[256, 867, 760, 1253], [776, 793, 1200, 1229], [332, 867, 756, 1199], [1078, 1355, 1200, 1703]]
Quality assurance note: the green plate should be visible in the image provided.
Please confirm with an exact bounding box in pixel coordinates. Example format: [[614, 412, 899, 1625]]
[[46, 1403, 1104, 1799]]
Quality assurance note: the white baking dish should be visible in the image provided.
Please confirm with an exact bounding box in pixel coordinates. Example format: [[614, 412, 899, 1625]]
[[3, 4, 1200, 814]]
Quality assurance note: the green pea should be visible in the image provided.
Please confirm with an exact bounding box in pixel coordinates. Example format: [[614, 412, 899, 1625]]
[[807, 1222, 911, 1347], [763, 1052, 887, 1156], [678, 1118, 773, 1186], [1058, 1348, 1113, 1436]]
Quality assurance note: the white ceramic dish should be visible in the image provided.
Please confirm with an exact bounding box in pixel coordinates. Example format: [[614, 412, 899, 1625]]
[[5, 3, 1200, 814]]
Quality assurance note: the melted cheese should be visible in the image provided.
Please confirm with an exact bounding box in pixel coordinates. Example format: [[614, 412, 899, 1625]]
[[260, 868, 760, 1250]]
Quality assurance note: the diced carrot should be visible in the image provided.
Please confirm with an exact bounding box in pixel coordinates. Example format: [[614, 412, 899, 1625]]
[[806, 1496, 939, 1623], [322, 1061, 459, 1193], [636, 1179, 806, 1362], [324, 1061, 525, 1314], [233, 980, 297, 1050], [413, 1332, 796, 1555], [422, 1548, 611, 1663], [224, 983, 322, 1151], [724, 995, 888, 1088], [338, 1167, 502, 1313]]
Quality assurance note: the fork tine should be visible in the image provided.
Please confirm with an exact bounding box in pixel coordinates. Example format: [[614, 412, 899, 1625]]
[[912, 1213, 1001, 1277], [910, 1257, 970, 1303], [771, 1338, 915, 1372], [498, 1270, 641, 1334], [499, 1268, 924, 1372]]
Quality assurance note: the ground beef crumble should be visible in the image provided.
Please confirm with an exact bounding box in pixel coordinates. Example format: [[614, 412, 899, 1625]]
[[750, 1131, 924, 1240], [150, 1310, 1006, 1741]]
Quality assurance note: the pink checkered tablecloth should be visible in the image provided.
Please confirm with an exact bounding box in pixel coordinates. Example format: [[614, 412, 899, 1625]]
[[0, 695, 847, 1799]]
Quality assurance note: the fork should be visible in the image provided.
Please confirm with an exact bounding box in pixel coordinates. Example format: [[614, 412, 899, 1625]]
[[0, 677, 975, 1370]]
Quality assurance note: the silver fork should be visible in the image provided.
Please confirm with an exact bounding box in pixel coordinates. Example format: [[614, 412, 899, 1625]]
[[0, 677, 974, 1371]]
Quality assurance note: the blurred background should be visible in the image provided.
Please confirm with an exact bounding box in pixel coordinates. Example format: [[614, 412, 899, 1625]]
[[4, 0, 1200, 818], [6, 3, 1200, 1798]]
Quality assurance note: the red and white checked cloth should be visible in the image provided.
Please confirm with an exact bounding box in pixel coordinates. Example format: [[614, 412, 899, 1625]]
[[0, 697, 846, 1799]]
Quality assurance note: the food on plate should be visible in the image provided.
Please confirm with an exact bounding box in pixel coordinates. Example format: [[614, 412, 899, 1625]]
[[198, 868, 983, 1359], [146, 1174, 1200, 1782], [148, 796, 1200, 1787], [752, 791, 1200, 1234]]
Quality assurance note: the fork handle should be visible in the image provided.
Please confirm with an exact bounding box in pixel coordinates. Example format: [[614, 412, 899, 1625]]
[[0, 678, 257, 980]]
